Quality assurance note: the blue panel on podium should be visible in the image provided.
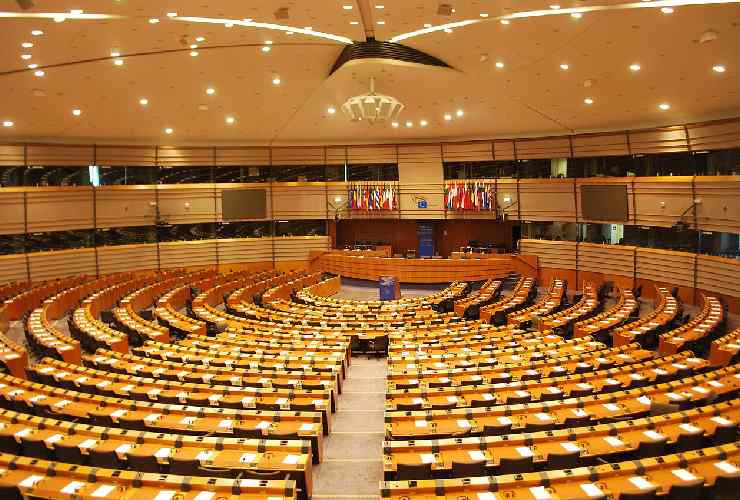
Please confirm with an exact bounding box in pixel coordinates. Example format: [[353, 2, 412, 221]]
[[379, 276, 400, 301]]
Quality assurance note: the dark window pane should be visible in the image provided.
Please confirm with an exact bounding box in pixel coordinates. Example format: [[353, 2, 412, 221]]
[[158, 166, 213, 184], [275, 220, 326, 237], [25, 229, 96, 252]]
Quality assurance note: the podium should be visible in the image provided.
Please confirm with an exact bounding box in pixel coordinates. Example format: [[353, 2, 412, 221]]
[[379, 276, 401, 301]]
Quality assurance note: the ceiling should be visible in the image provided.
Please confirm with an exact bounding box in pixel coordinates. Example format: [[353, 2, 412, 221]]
[[0, 0, 739, 146]]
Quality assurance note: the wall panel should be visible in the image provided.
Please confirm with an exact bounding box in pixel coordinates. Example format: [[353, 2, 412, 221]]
[[635, 248, 694, 288], [272, 183, 327, 219], [578, 243, 635, 277], [26, 145, 94, 166], [0, 254, 28, 284], [97, 244, 158, 274], [571, 132, 630, 157], [515, 137, 571, 160], [694, 177, 740, 234], [214, 147, 271, 166], [157, 185, 216, 225], [159, 240, 218, 269], [518, 179, 576, 222], [519, 239, 577, 269], [493, 140, 515, 160], [217, 238, 274, 264], [629, 126, 688, 154], [95, 146, 157, 166], [157, 147, 214, 167], [0, 191, 26, 235], [632, 177, 694, 227], [347, 145, 397, 164], [696, 255, 740, 299], [28, 248, 96, 281], [441, 142, 493, 162], [96, 186, 157, 229], [686, 120, 740, 151], [271, 147, 325, 165], [274, 236, 330, 262], [26, 188, 94, 232], [0, 146, 25, 166]]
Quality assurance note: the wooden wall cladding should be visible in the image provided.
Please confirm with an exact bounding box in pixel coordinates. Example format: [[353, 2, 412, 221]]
[[0, 254, 28, 284], [95, 187, 157, 229], [214, 147, 270, 166], [95, 146, 157, 167], [347, 145, 397, 164], [519, 239, 577, 269], [441, 142, 493, 162], [635, 248, 695, 288], [274, 236, 330, 262], [0, 191, 25, 235], [694, 177, 740, 234], [218, 238, 274, 264], [272, 183, 327, 219], [26, 145, 94, 166], [518, 179, 576, 222], [628, 126, 689, 154], [97, 244, 158, 275], [686, 119, 740, 151], [515, 137, 571, 160], [578, 243, 636, 277], [571, 132, 630, 157], [28, 248, 96, 282], [0, 146, 24, 166], [156, 147, 215, 167], [632, 177, 694, 227], [157, 185, 216, 225], [397, 145, 442, 166], [696, 255, 740, 299], [271, 147, 325, 166], [159, 240, 218, 269], [26, 188, 94, 232], [493, 140, 515, 160]]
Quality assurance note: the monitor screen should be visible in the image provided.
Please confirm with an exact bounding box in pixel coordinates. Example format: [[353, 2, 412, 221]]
[[580, 184, 629, 221], [222, 189, 267, 220]]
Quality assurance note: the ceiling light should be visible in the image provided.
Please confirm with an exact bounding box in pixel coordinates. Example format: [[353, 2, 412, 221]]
[[630, 63, 641, 71], [350, 21, 359, 25], [72, 108, 82, 116], [70, 9, 83, 15], [113, 58, 124, 66], [261, 46, 271, 52], [31, 30, 43, 36], [195, 36, 205, 42], [265, 40, 274, 45], [206, 87, 216, 95], [272, 76, 281, 85], [286, 31, 294, 35], [164, 128, 173, 134], [560, 63, 569, 70], [244, 18, 253, 22], [443, 28, 452, 33], [21, 54, 31, 60], [34, 70, 45, 77], [21, 42, 33, 48], [571, 12, 583, 19], [424, 23, 432, 28], [550, 5, 561, 9], [584, 97, 594, 104], [495, 61, 504, 68], [225, 116, 236, 124], [304, 26, 313, 30], [342, 77, 403, 124], [391, 121, 399, 128], [661, 7, 674, 13], [405, 121, 413, 128], [342, 5, 353, 9], [2, 121, 13, 128], [420, 119, 428, 127], [27, 63, 38, 69], [713, 64, 726, 73], [377, 21, 385, 25], [110, 51, 121, 57], [139, 98, 149, 106], [149, 18, 160, 24], [327, 106, 336, 114], [500, 19, 510, 25], [444, 113, 453, 121], [658, 103, 671, 110], [456, 110, 464, 117], [167, 12, 178, 18], [480, 13, 489, 18], [190, 50, 199, 57], [53, 15, 66, 23], [376, 5, 385, 9], [225, 22, 234, 28], [190, 44, 198, 49]]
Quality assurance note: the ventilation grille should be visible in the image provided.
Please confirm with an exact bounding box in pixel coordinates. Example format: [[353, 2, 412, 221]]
[[330, 40, 452, 75]]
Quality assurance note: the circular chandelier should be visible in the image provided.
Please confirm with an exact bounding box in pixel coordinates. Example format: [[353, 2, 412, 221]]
[[341, 77, 404, 125]]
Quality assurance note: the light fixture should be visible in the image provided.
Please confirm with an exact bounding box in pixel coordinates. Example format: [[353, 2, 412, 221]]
[[444, 113, 452, 121], [206, 87, 215, 95], [21, 54, 31, 60], [661, 7, 674, 13], [33, 69, 44, 77], [560, 63, 569, 70], [456, 109, 464, 117], [27, 63, 38, 69], [31, 30, 43, 36], [139, 98, 149, 106], [550, 5, 561, 9], [190, 44, 198, 49], [195, 36, 205, 42], [113, 59, 124, 66], [72, 108, 82, 116], [53, 15, 66, 23], [190, 50, 199, 56], [405, 121, 413, 128], [265, 40, 273, 45], [376, 4, 385, 9], [630, 63, 641, 72], [261, 46, 271, 52], [584, 97, 594, 104], [21, 42, 33, 48], [272, 76, 281, 85], [110, 51, 121, 57], [480, 13, 489, 18], [70, 9, 83, 15], [377, 20, 385, 25], [658, 102, 671, 110], [713, 64, 726, 73], [2, 121, 13, 128], [391, 121, 399, 128], [167, 12, 178, 18], [148, 18, 160, 24], [420, 119, 428, 127], [341, 77, 403, 125], [500, 19, 510, 25], [495, 61, 504, 68], [350, 21, 359, 25], [571, 12, 583, 19], [327, 106, 336, 114], [424, 23, 432, 28], [342, 4, 353, 10], [225, 116, 235, 124], [443, 28, 452, 33], [164, 128, 173, 134]]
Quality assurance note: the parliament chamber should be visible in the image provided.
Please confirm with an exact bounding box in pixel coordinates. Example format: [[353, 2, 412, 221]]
[[1, 1, 740, 499]]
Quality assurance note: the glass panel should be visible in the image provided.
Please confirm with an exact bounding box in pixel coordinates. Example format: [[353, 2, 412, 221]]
[[698, 231, 740, 258], [24, 229, 96, 252], [275, 220, 326, 236], [704, 148, 740, 175], [217, 221, 271, 238], [157, 223, 217, 242], [213, 166, 271, 183], [96, 166, 158, 185], [272, 165, 326, 182], [521, 222, 579, 241], [0, 166, 25, 187], [158, 166, 213, 184], [347, 164, 399, 181], [0, 234, 27, 255], [622, 226, 699, 252], [20, 166, 89, 186], [96, 226, 157, 246]]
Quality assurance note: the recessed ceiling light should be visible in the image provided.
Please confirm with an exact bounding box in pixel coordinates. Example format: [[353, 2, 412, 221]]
[[405, 121, 413, 128], [72, 109, 82, 116], [70, 9, 83, 15], [424, 23, 432, 28], [195, 36, 205, 42], [225, 23, 234, 28], [327, 106, 336, 114], [584, 97, 594, 105], [27, 63, 38, 69], [190, 44, 198, 49], [206, 87, 216, 95], [456, 109, 464, 117], [571, 12, 583, 19], [713, 64, 726, 73], [2, 121, 13, 128], [34, 70, 45, 77], [391, 121, 399, 128], [658, 102, 671, 110], [444, 113, 452, 121], [225, 116, 236, 124], [190, 50, 199, 57], [350, 21, 359, 25], [272, 76, 281, 85], [244, 18, 253, 22], [377, 21, 385, 25], [21, 54, 32, 60], [304, 26, 313, 30], [629, 63, 641, 72], [139, 98, 149, 106], [661, 7, 674, 13], [53, 15, 66, 23], [110, 51, 121, 57], [113, 58, 124, 66], [286, 31, 294, 35], [480, 13, 489, 18], [443, 28, 452, 33], [265, 40, 273, 45], [495, 61, 504, 69], [500, 19, 510, 25], [420, 119, 428, 127], [261, 46, 271, 52], [342, 4, 353, 10], [21, 42, 33, 48], [164, 128, 173, 134], [149, 18, 160, 24], [167, 12, 178, 18], [560, 63, 569, 70], [376, 5, 385, 9], [550, 5, 561, 9], [31, 30, 43, 36]]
